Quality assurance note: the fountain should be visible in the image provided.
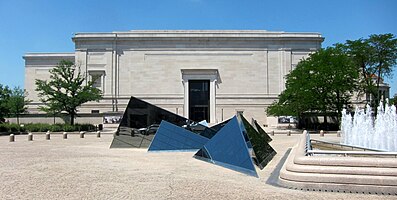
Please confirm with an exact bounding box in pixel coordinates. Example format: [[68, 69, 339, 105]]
[[341, 100, 397, 151], [278, 100, 397, 195]]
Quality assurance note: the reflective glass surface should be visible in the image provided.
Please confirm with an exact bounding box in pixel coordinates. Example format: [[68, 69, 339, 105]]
[[239, 114, 276, 170], [209, 118, 231, 132], [110, 96, 217, 148], [148, 120, 209, 151], [253, 119, 272, 143], [194, 116, 258, 177]]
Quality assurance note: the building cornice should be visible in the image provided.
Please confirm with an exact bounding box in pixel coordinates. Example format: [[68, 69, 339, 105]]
[[72, 30, 324, 42], [23, 53, 75, 60]]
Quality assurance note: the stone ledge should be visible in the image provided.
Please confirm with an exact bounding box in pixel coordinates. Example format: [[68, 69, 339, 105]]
[[278, 133, 397, 194], [286, 160, 397, 176], [278, 178, 397, 195]]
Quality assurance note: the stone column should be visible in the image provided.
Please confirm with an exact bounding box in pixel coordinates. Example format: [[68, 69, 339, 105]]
[[320, 130, 324, 137], [209, 80, 216, 123], [46, 131, 50, 140], [183, 80, 189, 119], [28, 132, 33, 141], [9, 134, 15, 142]]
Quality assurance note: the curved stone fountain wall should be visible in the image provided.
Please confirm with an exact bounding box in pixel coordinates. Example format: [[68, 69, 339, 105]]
[[278, 133, 397, 195]]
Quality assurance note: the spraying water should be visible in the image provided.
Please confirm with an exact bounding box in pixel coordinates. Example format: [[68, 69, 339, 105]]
[[341, 100, 397, 151]]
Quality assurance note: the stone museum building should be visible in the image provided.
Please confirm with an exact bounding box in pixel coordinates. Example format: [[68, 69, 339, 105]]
[[23, 30, 324, 126]]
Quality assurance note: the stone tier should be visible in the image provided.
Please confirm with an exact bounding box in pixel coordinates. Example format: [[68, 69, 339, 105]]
[[278, 133, 397, 195]]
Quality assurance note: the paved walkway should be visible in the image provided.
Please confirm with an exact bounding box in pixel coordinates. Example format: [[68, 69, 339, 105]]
[[0, 133, 394, 200]]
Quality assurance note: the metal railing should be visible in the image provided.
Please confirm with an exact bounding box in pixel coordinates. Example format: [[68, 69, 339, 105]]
[[304, 132, 397, 158], [310, 139, 384, 152], [307, 149, 397, 157]]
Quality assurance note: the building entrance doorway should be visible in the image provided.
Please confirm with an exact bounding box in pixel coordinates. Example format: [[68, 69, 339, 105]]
[[189, 80, 210, 122]]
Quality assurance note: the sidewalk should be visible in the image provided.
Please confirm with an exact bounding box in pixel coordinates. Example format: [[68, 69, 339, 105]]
[[0, 134, 393, 200]]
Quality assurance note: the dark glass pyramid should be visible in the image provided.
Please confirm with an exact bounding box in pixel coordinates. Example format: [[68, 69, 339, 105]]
[[110, 96, 217, 148], [253, 119, 272, 143], [194, 116, 258, 177], [239, 115, 276, 170], [148, 120, 209, 151]]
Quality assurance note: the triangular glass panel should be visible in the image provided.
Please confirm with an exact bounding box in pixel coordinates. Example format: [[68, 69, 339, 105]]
[[148, 120, 209, 151], [194, 116, 258, 177], [209, 118, 231, 132], [238, 114, 276, 170], [252, 119, 272, 143]]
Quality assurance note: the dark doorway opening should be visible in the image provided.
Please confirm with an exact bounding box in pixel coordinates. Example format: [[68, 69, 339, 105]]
[[189, 80, 210, 122]]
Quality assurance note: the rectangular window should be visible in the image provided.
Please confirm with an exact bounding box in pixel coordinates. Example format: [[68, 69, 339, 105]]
[[189, 80, 210, 122], [89, 71, 105, 92], [92, 74, 101, 88]]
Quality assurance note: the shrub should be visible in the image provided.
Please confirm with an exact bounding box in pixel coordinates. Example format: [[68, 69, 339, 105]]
[[0, 123, 96, 133], [19, 125, 26, 132], [50, 124, 64, 132], [8, 124, 20, 132], [75, 123, 95, 131], [0, 123, 26, 133], [25, 123, 52, 132], [63, 124, 75, 132], [0, 124, 8, 132]]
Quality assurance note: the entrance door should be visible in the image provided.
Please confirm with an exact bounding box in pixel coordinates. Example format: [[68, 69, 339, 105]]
[[189, 80, 210, 122]]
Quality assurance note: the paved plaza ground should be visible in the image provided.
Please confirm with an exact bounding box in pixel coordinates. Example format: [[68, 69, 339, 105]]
[[0, 132, 394, 200]]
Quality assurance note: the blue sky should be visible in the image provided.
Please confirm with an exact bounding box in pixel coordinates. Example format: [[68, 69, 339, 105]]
[[0, 0, 396, 95]]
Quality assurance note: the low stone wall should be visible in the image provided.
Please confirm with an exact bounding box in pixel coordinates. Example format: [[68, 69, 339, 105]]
[[278, 133, 397, 195]]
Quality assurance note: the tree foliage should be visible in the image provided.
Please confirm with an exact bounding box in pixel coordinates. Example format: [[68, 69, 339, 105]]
[[0, 84, 11, 122], [341, 33, 397, 108], [35, 60, 102, 125], [267, 47, 359, 124], [0, 85, 29, 124], [390, 94, 397, 107], [7, 87, 30, 124]]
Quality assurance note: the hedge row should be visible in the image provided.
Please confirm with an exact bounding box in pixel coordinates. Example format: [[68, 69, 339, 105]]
[[0, 123, 96, 133]]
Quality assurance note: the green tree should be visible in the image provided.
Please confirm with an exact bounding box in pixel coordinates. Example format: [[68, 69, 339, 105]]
[[0, 84, 11, 123], [267, 47, 359, 127], [266, 59, 313, 118], [368, 34, 397, 104], [337, 39, 374, 102], [41, 103, 62, 124], [7, 87, 30, 124], [341, 33, 397, 109], [390, 94, 397, 107], [35, 60, 102, 125]]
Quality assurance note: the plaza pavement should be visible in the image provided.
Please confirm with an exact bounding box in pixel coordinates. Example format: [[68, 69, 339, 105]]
[[0, 132, 394, 200]]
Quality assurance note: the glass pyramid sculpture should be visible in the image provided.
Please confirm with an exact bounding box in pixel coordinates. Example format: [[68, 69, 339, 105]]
[[111, 96, 277, 177], [110, 96, 217, 148], [194, 115, 277, 177], [194, 116, 259, 177]]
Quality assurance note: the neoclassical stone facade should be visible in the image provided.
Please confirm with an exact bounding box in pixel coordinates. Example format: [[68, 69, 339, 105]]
[[24, 30, 323, 126]]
